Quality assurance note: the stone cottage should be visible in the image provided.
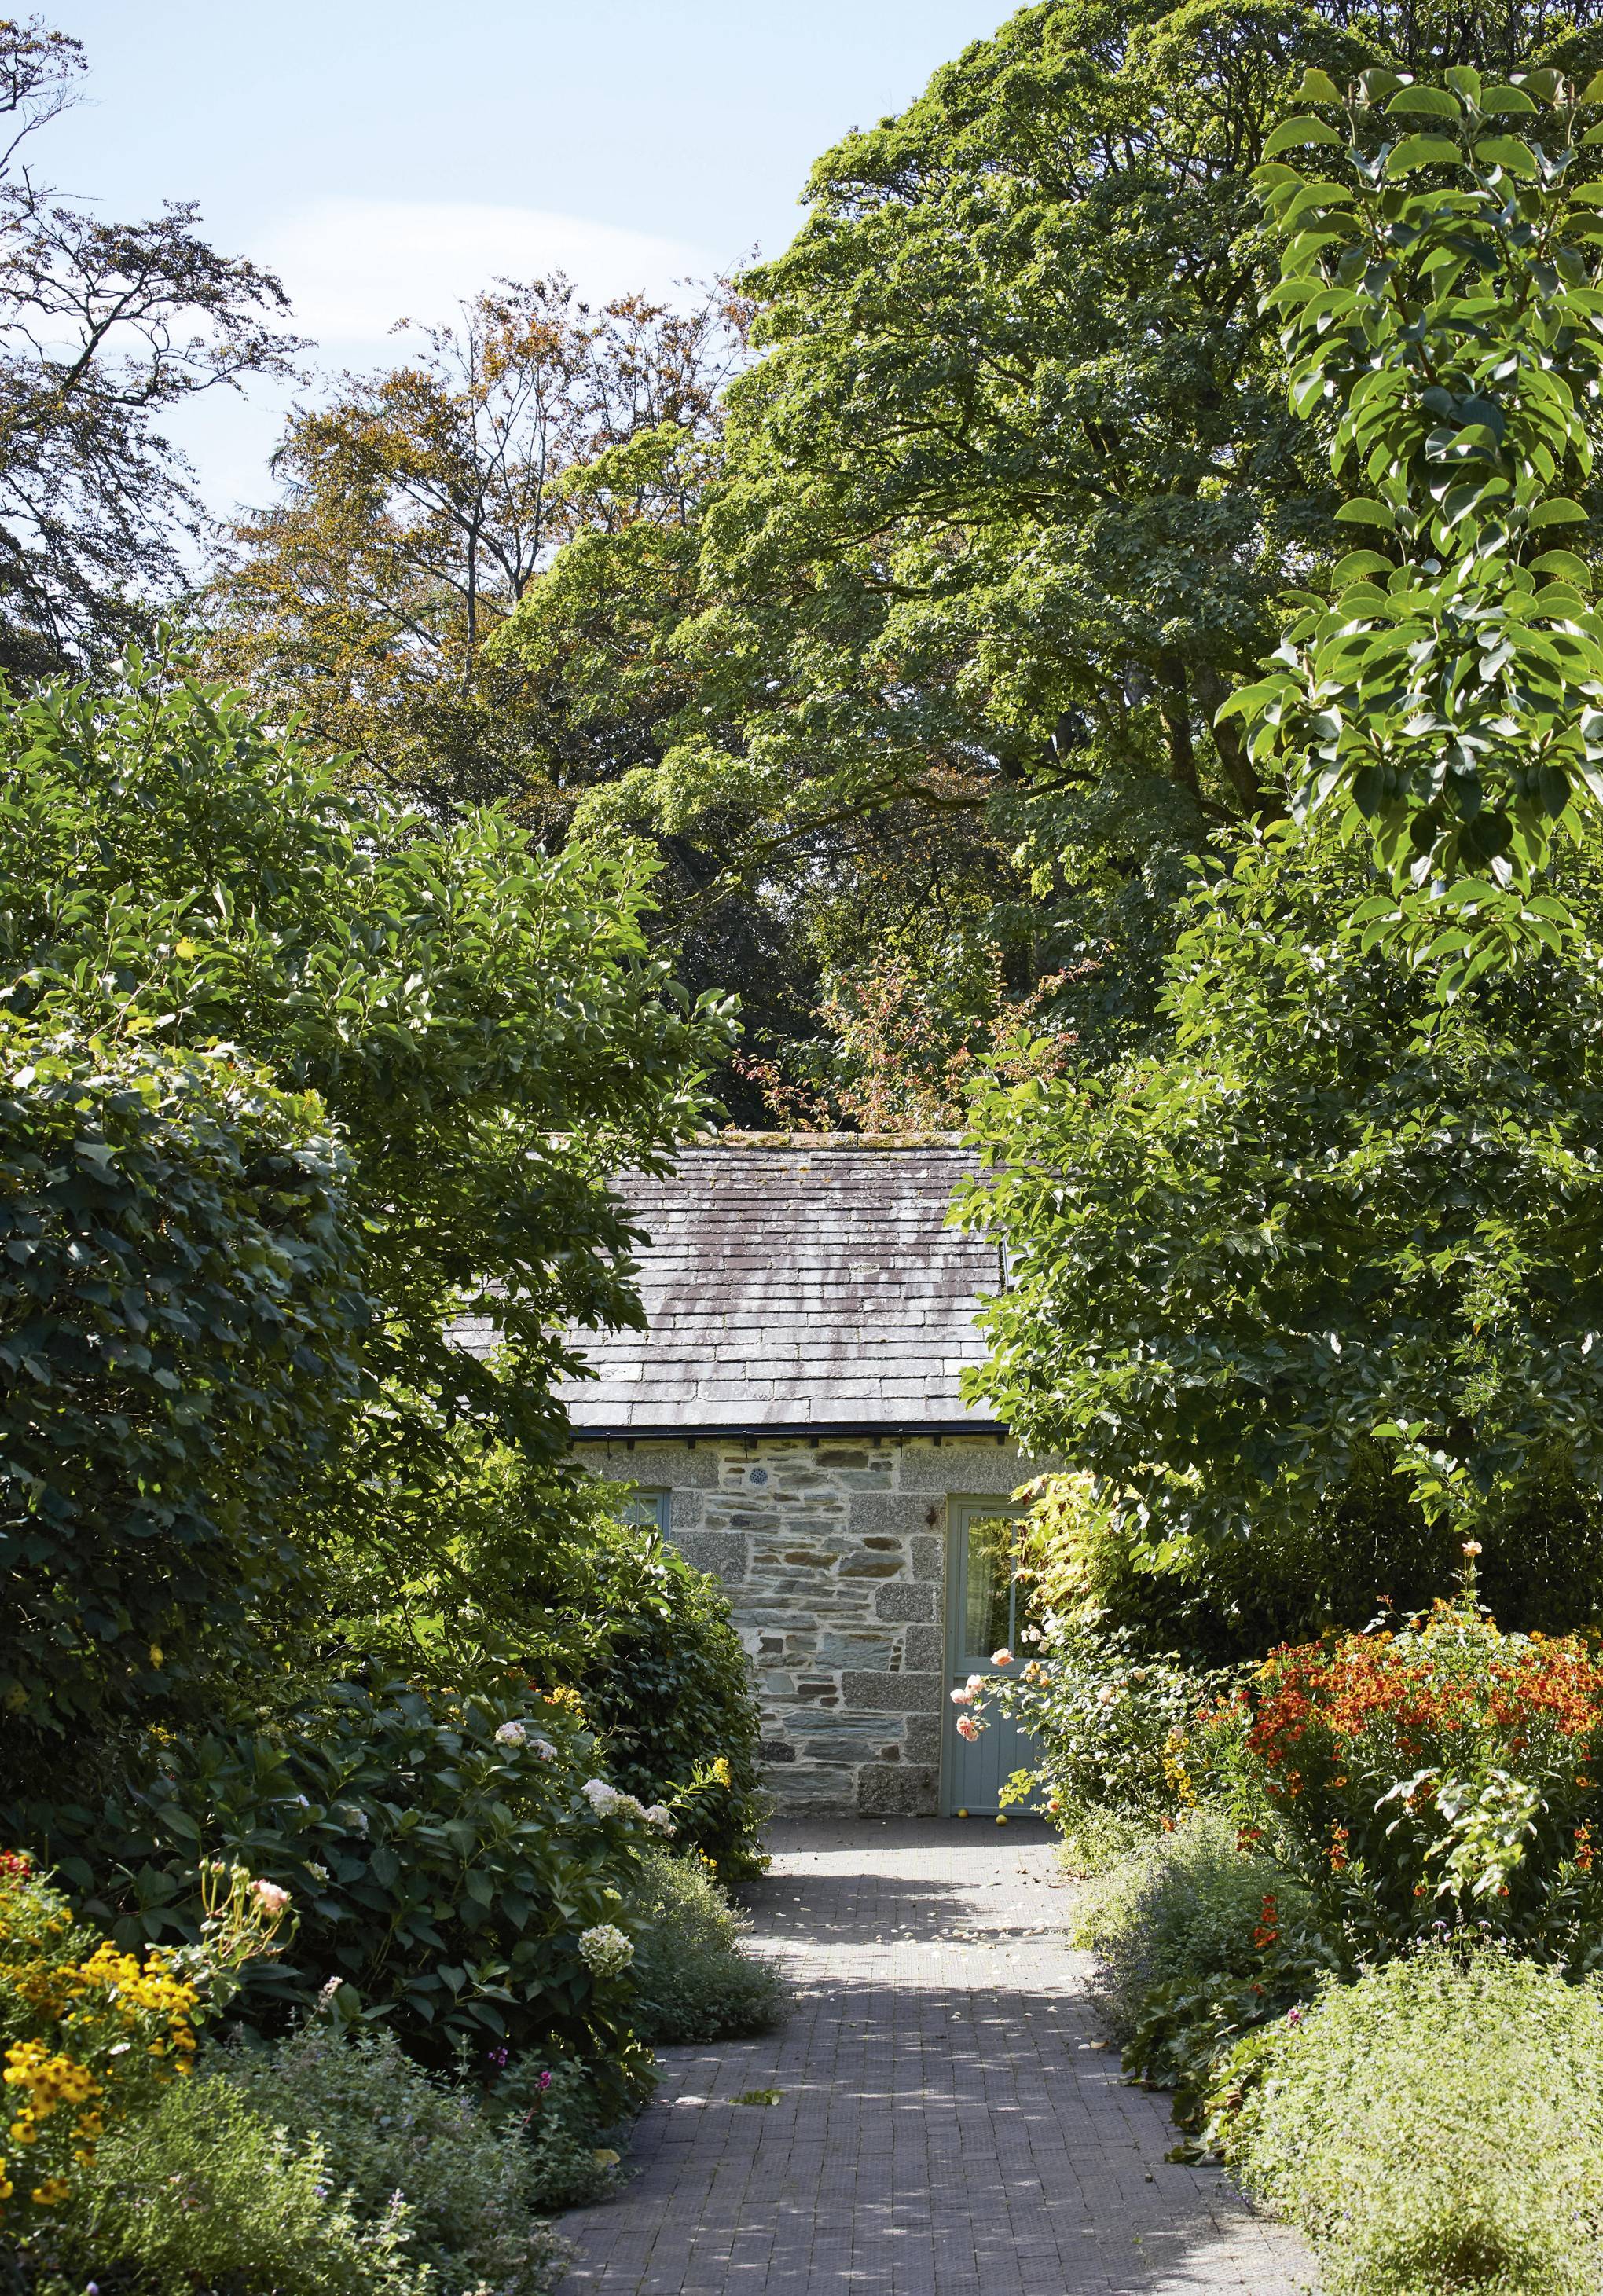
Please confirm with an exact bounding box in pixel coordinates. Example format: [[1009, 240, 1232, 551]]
[[551, 1134, 1047, 1820]]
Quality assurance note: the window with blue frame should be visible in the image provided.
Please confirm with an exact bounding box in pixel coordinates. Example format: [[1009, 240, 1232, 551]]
[[614, 1487, 670, 1535]]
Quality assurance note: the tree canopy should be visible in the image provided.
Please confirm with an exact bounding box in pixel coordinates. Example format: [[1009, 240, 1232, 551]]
[[963, 826, 1603, 1576], [0, 17, 299, 674], [1229, 55, 1603, 977], [500, 0, 1603, 1083], [204, 0, 1603, 1099], [0, 652, 732, 1459]]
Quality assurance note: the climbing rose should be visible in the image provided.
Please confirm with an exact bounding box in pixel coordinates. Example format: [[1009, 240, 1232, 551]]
[[950, 1687, 974, 1706], [251, 1880, 291, 1915], [956, 1715, 981, 1741], [992, 1649, 1013, 1667]]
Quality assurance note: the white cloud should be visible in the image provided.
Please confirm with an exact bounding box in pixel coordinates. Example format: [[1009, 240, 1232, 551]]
[[258, 197, 721, 354]]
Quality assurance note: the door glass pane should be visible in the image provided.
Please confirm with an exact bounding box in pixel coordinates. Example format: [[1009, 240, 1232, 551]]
[[963, 1513, 1017, 1658]]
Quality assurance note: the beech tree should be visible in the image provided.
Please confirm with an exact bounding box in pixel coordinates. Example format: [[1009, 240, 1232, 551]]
[[210, 281, 746, 810]]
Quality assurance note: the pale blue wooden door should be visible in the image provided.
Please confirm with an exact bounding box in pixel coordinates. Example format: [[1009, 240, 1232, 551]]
[[943, 1504, 1045, 1815]]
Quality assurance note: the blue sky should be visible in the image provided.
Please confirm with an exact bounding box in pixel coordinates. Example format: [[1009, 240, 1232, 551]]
[[50, 1, 1011, 512]]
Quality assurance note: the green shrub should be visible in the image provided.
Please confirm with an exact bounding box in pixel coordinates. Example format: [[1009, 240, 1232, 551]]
[[1223, 1949, 1603, 2296], [0, 1849, 303, 2252], [576, 1529, 768, 1881], [1233, 1602, 1603, 1963], [1073, 1812, 1300, 2039], [969, 1620, 1223, 1856], [1072, 1812, 1333, 2133], [484, 2053, 632, 2213], [26, 2071, 433, 2296], [222, 2023, 569, 2294], [0, 1023, 369, 1813], [1022, 1453, 1603, 1670], [65, 1685, 660, 2114], [628, 1849, 788, 2045]]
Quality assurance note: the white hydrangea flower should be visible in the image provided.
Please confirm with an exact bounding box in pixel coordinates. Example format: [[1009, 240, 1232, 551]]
[[581, 1778, 621, 1811], [578, 1922, 634, 1979], [530, 1737, 558, 1762], [643, 1804, 677, 1834], [493, 1720, 527, 1748]]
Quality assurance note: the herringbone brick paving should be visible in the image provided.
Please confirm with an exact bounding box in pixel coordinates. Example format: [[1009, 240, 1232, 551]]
[[558, 1819, 1314, 2295]]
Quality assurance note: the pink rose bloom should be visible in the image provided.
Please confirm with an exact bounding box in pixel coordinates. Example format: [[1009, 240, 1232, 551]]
[[991, 1648, 1013, 1667], [956, 1715, 981, 1741], [251, 1879, 291, 1915], [950, 1687, 973, 1706]]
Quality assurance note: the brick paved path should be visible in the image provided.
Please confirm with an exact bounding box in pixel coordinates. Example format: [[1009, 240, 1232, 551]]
[[558, 1819, 1314, 2295]]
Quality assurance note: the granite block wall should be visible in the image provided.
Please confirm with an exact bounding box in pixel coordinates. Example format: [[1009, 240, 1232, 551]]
[[575, 1433, 1033, 1817]]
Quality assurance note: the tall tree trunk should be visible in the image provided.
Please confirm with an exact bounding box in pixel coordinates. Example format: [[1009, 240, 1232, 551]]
[[1191, 663, 1277, 819], [1156, 655, 1201, 800]]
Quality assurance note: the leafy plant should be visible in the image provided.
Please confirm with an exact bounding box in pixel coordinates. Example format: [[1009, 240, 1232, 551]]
[[1231, 1598, 1603, 1959], [627, 1848, 787, 2045], [0, 655, 730, 1476], [1073, 1812, 1315, 2041], [24, 2070, 435, 2296], [0, 1023, 371, 1799], [0, 652, 731, 1842], [222, 2023, 570, 2296], [576, 1531, 768, 1880], [57, 1686, 662, 2113], [965, 1618, 1223, 1855], [965, 826, 1603, 1595], [0, 1850, 281, 2247], [1220, 1946, 1603, 2294], [1231, 61, 1603, 969], [1069, 1812, 1333, 2131], [484, 2052, 633, 2214], [1019, 1447, 1603, 1665]]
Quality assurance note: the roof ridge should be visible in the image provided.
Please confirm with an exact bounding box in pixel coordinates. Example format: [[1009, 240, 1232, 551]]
[[689, 1130, 968, 1150]]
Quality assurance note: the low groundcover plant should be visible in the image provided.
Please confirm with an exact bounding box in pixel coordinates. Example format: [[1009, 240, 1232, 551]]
[[1220, 1947, 1603, 2296]]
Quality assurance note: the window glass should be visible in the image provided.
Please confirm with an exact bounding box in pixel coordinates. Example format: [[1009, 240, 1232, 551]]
[[961, 1512, 1017, 1658], [614, 1487, 669, 1535]]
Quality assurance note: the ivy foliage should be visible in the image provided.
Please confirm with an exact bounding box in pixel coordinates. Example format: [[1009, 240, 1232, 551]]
[[1232, 60, 1603, 970], [963, 826, 1603, 1571]]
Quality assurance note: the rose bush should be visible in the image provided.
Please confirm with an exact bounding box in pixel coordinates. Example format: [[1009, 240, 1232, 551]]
[[966, 1618, 1227, 1861]]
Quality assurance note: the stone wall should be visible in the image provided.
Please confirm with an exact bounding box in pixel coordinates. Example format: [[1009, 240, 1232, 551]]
[[574, 1433, 1033, 1817]]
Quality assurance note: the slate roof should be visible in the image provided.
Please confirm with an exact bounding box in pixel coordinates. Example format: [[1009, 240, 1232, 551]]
[[482, 1135, 1004, 1436]]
